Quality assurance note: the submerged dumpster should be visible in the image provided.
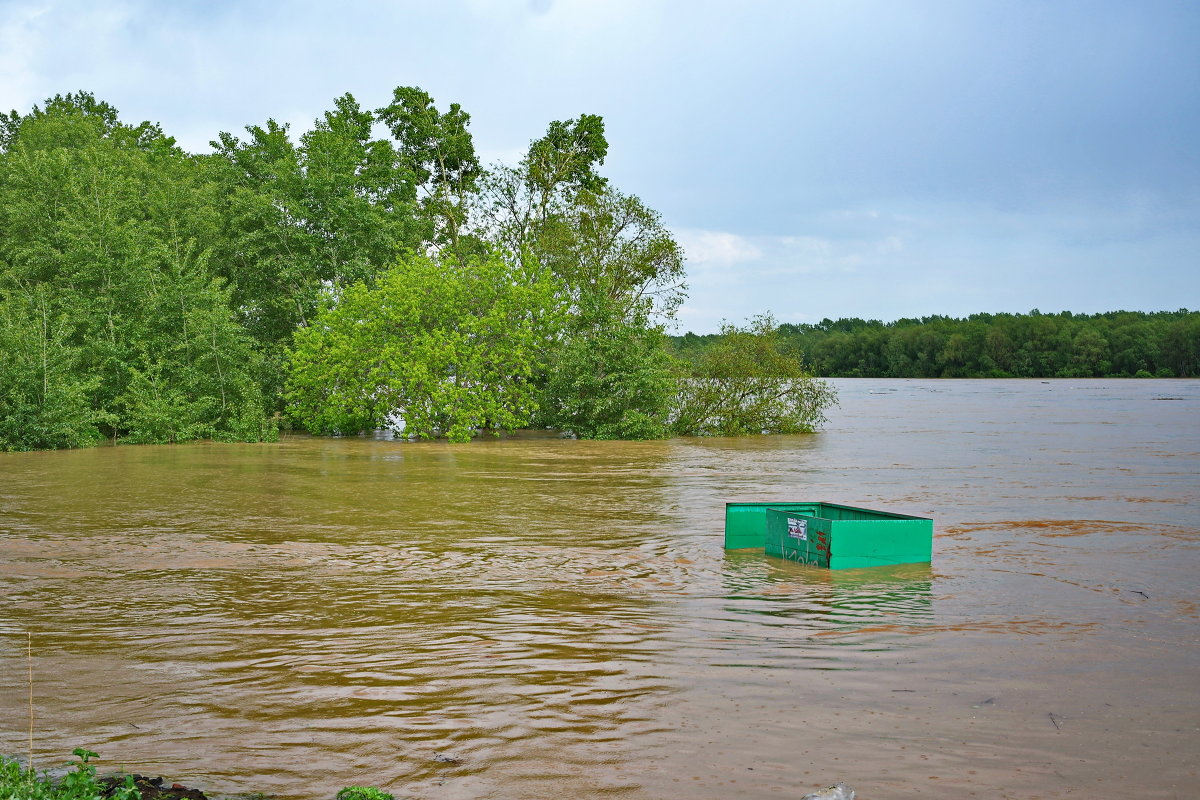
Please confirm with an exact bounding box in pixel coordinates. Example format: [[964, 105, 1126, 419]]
[[724, 501, 932, 569]]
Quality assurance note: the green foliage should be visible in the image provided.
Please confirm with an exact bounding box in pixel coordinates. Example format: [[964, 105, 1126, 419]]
[[478, 117, 684, 320], [207, 87, 490, 400], [0, 748, 138, 800], [0, 91, 173, 155], [673, 309, 1200, 379], [477, 115, 608, 261], [3, 86, 906, 449], [335, 788, 393, 800], [536, 187, 686, 322], [375, 86, 481, 252], [209, 94, 426, 353], [673, 315, 837, 436], [523, 114, 608, 202], [0, 92, 276, 448], [0, 289, 103, 451], [286, 251, 564, 442], [476, 115, 688, 439], [540, 297, 677, 440]]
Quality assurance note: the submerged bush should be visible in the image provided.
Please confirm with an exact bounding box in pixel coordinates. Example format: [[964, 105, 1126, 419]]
[[673, 314, 837, 436]]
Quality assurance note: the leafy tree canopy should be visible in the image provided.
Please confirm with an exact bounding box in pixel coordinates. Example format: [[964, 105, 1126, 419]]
[[674, 315, 837, 436], [286, 251, 565, 442], [0, 86, 847, 450], [538, 294, 676, 440]]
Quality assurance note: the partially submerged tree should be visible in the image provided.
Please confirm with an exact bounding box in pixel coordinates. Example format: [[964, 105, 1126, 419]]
[[538, 295, 676, 440], [673, 315, 837, 436], [286, 251, 564, 442], [0, 93, 274, 447], [0, 287, 100, 451], [475, 115, 687, 438]]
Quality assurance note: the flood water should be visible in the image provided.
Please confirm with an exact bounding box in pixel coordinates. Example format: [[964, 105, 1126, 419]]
[[2, 379, 1198, 800]]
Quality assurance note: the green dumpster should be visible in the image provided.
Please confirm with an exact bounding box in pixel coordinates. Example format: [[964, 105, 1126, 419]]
[[725, 501, 932, 569]]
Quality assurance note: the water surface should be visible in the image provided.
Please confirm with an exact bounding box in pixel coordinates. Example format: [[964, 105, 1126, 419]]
[[2, 379, 1198, 799]]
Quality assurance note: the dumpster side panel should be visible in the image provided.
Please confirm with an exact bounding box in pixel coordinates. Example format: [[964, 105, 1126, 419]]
[[725, 504, 768, 549], [765, 510, 830, 567], [831, 519, 933, 567], [725, 502, 818, 549], [764, 509, 788, 559], [809, 517, 833, 567]]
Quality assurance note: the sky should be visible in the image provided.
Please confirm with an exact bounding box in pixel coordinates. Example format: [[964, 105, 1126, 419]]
[[2, 0, 1197, 333]]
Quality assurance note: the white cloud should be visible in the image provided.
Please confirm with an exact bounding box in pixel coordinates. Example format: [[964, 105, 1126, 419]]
[[1, 0, 1191, 333], [0, 2, 49, 111], [676, 229, 762, 269]]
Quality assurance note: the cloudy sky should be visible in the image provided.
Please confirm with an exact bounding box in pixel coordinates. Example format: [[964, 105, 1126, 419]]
[[3, 0, 1197, 333]]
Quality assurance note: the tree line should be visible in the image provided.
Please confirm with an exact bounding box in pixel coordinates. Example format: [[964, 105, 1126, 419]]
[[0, 90, 834, 451], [673, 310, 1199, 379]]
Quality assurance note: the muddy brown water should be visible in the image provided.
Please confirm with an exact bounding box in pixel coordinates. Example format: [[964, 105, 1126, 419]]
[[2, 379, 1198, 800]]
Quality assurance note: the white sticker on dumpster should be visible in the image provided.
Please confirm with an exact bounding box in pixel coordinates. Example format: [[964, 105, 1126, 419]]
[[787, 518, 808, 541]]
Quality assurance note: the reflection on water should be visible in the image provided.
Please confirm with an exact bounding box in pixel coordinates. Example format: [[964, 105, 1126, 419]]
[[2, 379, 1198, 800], [719, 556, 934, 644]]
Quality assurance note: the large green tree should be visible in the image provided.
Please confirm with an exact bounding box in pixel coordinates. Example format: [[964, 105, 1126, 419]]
[[286, 251, 563, 442], [376, 86, 482, 255], [0, 92, 274, 447], [209, 94, 425, 384], [209, 87, 488, 402], [538, 296, 677, 440], [476, 115, 687, 438]]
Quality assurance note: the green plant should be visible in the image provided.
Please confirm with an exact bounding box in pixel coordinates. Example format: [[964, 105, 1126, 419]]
[[0, 748, 139, 800], [335, 788, 394, 800], [673, 314, 837, 436], [539, 296, 676, 440], [286, 250, 563, 442]]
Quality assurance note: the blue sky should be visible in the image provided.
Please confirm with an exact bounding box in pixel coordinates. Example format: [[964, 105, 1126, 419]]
[[2, 0, 1197, 333]]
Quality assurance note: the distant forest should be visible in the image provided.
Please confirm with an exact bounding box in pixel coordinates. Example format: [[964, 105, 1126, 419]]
[[672, 310, 1200, 378]]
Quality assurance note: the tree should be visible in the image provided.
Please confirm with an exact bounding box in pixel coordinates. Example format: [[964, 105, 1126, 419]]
[[375, 86, 481, 253], [209, 93, 426, 368], [478, 114, 607, 264], [536, 187, 686, 322], [0, 92, 274, 446], [538, 295, 676, 440], [285, 251, 564, 442], [0, 288, 101, 451], [673, 315, 837, 436], [475, 114, 688, 438]]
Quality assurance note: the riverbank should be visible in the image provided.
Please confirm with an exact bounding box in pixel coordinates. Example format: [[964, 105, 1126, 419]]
[[1, 750, 409, 800], [2, 751, 220, 800]]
